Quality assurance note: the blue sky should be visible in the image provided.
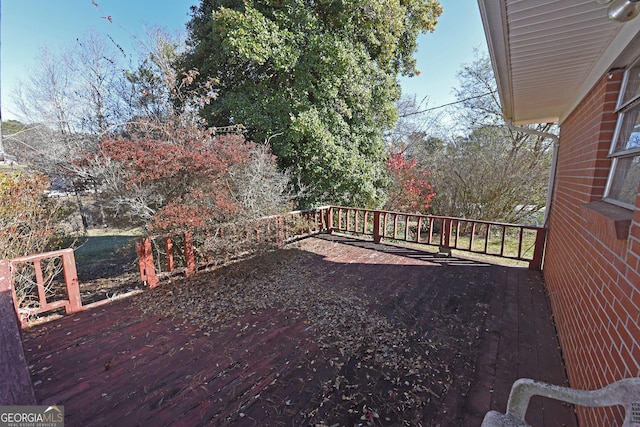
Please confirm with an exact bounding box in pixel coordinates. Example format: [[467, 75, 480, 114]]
[[0, 0, 487, 121], [400, 1, 488, 110]]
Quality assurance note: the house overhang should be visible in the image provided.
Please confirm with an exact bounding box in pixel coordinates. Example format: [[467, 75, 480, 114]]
[[476, 0, 640, 125]]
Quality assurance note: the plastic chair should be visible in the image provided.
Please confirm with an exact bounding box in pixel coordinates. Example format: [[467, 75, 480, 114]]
[[481, 377, 640, 426]]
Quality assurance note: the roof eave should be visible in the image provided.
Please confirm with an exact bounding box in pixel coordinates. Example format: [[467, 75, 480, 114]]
[[559, 20, 640, 124], [477, 0, 640, 126], [477, 0, 516, 122]]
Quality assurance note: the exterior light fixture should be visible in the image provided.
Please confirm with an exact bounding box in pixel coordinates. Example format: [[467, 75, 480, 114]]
[[608, 0, 640, 22]]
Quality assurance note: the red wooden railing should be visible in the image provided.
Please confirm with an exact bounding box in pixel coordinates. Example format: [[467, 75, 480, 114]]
[[137, 207, 331, 287], [0, 251, 85, 403], [3, 249, 83, 327], [327, 207, 546, 270], [137, 206, 546, 287], [0, 205, 545, 327]]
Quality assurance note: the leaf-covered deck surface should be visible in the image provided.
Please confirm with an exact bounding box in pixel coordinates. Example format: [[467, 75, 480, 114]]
[[23, 234, 577, 426]]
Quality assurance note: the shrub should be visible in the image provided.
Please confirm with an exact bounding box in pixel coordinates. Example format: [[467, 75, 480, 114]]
[[0, 171, 72, 259]]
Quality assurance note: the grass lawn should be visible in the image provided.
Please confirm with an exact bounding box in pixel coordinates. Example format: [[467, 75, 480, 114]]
[[73, 229, 142, 281]]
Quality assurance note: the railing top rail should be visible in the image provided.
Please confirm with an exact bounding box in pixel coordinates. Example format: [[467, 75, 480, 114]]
[[328, 206, 545, 231], [9, 248, 74, 264], [147, 207, 330, 241], [255, 206, 330, 221]]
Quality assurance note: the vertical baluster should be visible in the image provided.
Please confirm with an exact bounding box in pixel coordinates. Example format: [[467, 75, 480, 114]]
[[518, 228, 524, 259], [33, 260, 47, 308], [484, 223, 490, 254], [428, 218, 434, 245], [454, 220, 460, 248], [165, 237, 174, 273], [470, 222, 477, 251], [393, 214, 398, 239], [404, 215, 410, 241], [382, 212, 388, 238]]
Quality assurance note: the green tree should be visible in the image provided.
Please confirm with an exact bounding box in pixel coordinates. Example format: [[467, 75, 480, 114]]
[[182, 0, 442, 207]]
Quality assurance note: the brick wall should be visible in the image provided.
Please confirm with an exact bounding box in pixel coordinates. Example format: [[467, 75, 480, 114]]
[[544, 71, 640, 425]]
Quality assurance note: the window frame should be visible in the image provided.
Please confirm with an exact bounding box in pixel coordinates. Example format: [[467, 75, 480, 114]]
[[603, 56, 640, 210]]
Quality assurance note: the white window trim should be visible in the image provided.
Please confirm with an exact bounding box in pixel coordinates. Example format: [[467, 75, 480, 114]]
[[603, 56, 640, 210]]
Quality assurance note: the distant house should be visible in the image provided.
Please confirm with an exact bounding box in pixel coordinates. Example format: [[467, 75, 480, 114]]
[[477, 1, 640, 425]]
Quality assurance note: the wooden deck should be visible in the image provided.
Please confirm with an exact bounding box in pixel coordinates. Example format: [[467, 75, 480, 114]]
[[22, 234, 577, 426]]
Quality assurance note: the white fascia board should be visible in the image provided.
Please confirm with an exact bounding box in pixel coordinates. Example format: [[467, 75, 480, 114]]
[[477, 0, 514, 121]]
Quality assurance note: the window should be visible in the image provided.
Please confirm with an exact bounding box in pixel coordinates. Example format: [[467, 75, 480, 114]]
[[605, 58, 640, 208]]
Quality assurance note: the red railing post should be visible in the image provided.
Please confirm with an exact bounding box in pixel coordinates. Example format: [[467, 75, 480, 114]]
[[0, 260, 10, 293], [440, 218, 452, 255], [304, 212, 313, 236], [184, 231, 196, 277], [137, 237, 159, 288], [325, 207, 334, 233], [0, 259, 20, 326], [373, 211, 381, 243], [529, 228, 547, 270], [274, 216, 285, 247], [61, 249, 82, 313]]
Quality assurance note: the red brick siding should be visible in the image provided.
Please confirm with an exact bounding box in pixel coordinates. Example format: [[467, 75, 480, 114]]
[[544, 71, 640, 426]]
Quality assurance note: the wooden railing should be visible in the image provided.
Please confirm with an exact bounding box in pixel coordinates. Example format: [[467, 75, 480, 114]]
[[4, 249, 83, 327], [137, 207, 331, 287], [1, 249, 84, 404], [327, 207, 546, 270], [0, 206, 545, 327], [136, 205, 546, 288]]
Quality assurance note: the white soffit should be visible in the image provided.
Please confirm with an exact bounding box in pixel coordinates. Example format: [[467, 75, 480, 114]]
[[477, 0, 640, 125]]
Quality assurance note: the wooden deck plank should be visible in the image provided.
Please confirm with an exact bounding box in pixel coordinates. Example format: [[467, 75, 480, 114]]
[[528, 270, 578, 426], [138, 324, 317, 426], [21, 234, 576, 426], [516, 268, 545, 427], [490, 266, 520, 413], [27, 312, 188, 401], [462, 262, 505, 423]]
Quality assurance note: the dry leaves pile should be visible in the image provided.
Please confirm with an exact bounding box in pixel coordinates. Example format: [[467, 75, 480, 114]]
[[132, 241, 486, 425]]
